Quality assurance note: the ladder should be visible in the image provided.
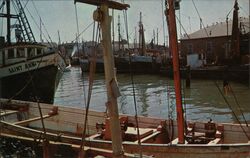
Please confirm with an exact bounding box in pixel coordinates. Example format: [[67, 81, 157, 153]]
[[14, 0, 36, 42]]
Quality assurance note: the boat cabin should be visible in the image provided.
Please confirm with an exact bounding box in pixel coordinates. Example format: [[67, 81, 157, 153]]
[[0, 42, 54, 67]]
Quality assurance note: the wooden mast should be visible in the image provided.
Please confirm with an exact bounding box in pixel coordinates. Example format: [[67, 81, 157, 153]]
[[166, 0, 185, 144], [74, 1, 129, 157]]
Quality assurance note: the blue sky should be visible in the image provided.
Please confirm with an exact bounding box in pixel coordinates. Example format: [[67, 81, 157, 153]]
[[0, 0, 249, 45]]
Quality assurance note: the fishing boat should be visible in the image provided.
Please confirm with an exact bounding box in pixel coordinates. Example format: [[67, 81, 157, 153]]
[[114, 12, 162, 74], [0, 0, 66, 104], [0, 0, 249, 157]]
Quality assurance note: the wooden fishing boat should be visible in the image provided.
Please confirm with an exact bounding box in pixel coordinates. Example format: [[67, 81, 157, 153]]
[[0, 0, 249, 157], [0, 98, 249, 157]]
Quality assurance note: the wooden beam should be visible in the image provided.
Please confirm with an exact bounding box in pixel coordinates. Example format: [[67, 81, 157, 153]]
[[75, 0, 129, 10], [0, 121, 82, 144], [0, 110, 18, 117], [14, 114, 52, 126]]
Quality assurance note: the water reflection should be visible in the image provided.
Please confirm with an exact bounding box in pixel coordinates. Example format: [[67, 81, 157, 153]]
[[54, 67, 250, 123]]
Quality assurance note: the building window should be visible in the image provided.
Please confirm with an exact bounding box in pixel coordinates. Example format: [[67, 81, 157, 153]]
[[207, 42, 213, 53], [188, 44, 193, 54], [7, 49, 15, 59]]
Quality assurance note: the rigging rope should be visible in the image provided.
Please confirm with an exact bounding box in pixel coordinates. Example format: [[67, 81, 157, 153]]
[[190, 0, 249, 131], [79, 20, 100, 152], [71, 21, 94, 43], [176, 15, 191, 39], [178, 1, 248, 135], [31, 0, 53, 44], [0, 0, 5, 10], [22, 3, 52, 45], [228, 84, 249, 127], [191, 0, 209, 37], [74, 3, 80, 42], [7, 48, 58, 102], [23, 0, 53, 46], [6, 45, 50, 141], [121, 0, 142, 157], [214, 81, 250, 140]]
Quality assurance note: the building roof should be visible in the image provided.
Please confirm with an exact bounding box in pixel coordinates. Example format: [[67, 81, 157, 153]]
[[181, 17, 249, 40]]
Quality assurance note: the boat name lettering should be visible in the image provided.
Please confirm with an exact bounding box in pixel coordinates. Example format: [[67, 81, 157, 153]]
[[8, 65, 22, 73], [25, 61, 37, 69], [8, 61, 38, 74]]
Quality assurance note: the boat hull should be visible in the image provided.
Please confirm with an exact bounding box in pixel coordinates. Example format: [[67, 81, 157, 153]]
[[0, 65, 62, 104], [0, 99, 249, 157], [79, 57, 162, 74], [115, 57, 161, 74], [0, 52, 65, 104]]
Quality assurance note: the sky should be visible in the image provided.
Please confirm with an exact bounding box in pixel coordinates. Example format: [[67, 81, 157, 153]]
[[0, 0, 249, 45]]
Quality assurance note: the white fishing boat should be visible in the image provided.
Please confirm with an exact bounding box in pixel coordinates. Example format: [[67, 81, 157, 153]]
[[0, 0, 66, 104]]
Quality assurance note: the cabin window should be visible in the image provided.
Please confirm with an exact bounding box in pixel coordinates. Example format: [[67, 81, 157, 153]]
[[27, 48, 35, 58], [7, 49, 15, 59], [37, 48, 42, 55], [17, 48, 25, 58], [187, 44, 193, 54]]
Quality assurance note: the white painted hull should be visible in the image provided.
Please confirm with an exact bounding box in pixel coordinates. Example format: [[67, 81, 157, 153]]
[[0, 52, 65, 78]]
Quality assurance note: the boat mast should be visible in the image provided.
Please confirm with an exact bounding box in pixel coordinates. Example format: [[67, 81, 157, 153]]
[[231, 0, 240, 58], [139, 12, 146, 56], [6, 0, 11, 44], [118, 15, 121, 50], [166, 0, 185, 144], [75, 1, 129, 157]]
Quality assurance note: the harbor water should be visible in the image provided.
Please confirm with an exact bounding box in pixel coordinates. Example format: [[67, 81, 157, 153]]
[[54, 66, 250, 123]]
